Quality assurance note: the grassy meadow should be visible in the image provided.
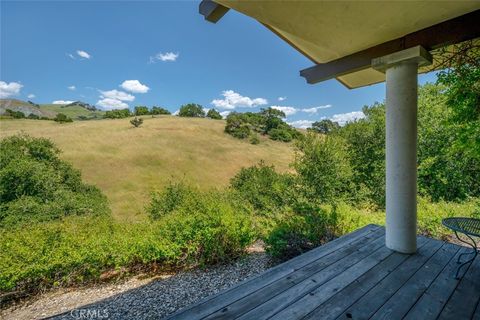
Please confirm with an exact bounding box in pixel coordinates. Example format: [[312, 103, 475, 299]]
[[0, 116, 294, 221]]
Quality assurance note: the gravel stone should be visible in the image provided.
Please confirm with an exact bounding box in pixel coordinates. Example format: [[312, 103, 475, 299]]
[[1, 251, 273, 320]]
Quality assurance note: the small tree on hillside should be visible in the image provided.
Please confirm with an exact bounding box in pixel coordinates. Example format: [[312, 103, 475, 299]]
[[310, 119, 340, 134], [54, 113, 73, 123], [134, 106, 149, 116], [207, 108, 222, 120], [130, 117, 143, 128], [151, 106, 171, 115], [178, 103, 205, 118]]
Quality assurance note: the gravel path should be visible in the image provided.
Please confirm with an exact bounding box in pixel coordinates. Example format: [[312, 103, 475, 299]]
[[1, 249, 272, 320]]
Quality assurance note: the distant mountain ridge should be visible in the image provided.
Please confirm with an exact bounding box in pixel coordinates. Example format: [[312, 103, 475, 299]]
[[64, 101, 98, 111], [0, 99, 104, 120], [0, 99, 56, 118]]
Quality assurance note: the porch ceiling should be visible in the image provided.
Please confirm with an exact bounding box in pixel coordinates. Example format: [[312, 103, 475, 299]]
[[205, 1, 479, 88]]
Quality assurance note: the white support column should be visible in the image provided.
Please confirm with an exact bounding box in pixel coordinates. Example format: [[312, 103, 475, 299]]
[[372, 46, 432, 254]]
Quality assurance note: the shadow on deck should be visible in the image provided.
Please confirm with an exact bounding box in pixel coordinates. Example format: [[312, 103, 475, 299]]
[[169, 224, 480, 320]]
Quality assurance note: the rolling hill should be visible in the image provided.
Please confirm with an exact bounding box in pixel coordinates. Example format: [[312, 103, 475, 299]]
[[0, 116, 295, 221], [0, 99, 56, 118], [41, 101, 105, 120], [0, 99, 105, 120]]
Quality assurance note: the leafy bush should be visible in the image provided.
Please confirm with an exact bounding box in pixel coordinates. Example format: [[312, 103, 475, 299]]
[[225, 109, 299, 142], [27, 113, 40, 120], [178, 103, 205, 118], [293, 133, 353, 203], [309, 119, 340, 134], [249, 133, 260, 145], [336, 103, 386, 206], [54, 113, 73, 123], [5, 109, 26, 119], [147, 182, 194, 219], [207, 108, 222, 120], [104, 109, 131, 119], [0, 134, 109, 227], [130, 117, 143, 128], [265, 203, 339, 261], [134, 106, 149, 116], [268, 128, 293, 142], [230, 162, 294, 215], [225, 112, 253, 139], [151, 106, 171, 115]]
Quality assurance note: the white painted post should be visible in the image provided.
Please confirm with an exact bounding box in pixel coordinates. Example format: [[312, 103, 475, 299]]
[[372, 46, 432, 254]]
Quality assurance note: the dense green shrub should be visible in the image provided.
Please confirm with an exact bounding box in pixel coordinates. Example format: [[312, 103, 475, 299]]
[[230, 162, 294, 215], [147, 182, 194, 219], [5, 109, 26, 119], [207, 108, 222, 120], [178, 103, 205, 118], [27, 113, 40, 120], [309, 119, 340, 134], [130, 117, 143, 128], [134, 106, 149, 116], [268, 128, 293, 142], [225, 112, 253, 139], [225, 109, 299, 142], [151, 106, 171, 115], [54, 113, 73, 123], [336, 103, 386, 206], [0, 134, 109, 227], [104, 109, 131, 119], [265, 203, 339, 261], [294, 133, 353, 203]]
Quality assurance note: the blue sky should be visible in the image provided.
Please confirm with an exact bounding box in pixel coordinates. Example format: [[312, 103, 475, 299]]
[[1, 1, 438, 127]]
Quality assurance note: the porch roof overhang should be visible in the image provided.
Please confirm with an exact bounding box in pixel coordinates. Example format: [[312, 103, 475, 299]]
[[200, 0, 480, 88]]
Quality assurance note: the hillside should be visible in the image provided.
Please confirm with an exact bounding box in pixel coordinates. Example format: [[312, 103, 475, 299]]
[[0, 116, 295, 220], [0, 99, 56, 118], [41, 101, 105, 120]]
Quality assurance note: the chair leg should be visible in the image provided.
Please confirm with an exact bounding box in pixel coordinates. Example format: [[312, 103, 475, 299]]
[[454, 231, 478, 279]]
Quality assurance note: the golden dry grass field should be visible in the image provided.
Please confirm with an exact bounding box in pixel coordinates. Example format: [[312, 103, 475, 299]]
[[0, 116, 295, 221]]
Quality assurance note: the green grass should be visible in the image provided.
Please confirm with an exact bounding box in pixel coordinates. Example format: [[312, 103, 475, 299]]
[[40, 104, 105, 119], [0, 117, 295, 221]]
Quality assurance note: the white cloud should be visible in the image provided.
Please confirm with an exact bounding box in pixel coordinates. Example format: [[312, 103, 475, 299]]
[[0, 81, 23, 98], [27, 94, 35, 99], [120, 80, 150, 93], [100, 89, 135, 102], [68, 85, 76, 91], [219, 111, 231, 118], [288, 120, 314, 129], [96, 98, 129, 110], [302, 105, 332, 114], [173, 110, 179, 116], [52, 100, 75, 105], [77, 50, 91, 59], [270, 106, 297, 117], [211, 90, 268, 110], [278, 96, 286, 101], [149, 52, 179, 63], [330, 111, 365, 125]]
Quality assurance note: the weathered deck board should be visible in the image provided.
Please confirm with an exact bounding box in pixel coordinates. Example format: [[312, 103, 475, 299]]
[[167, 224, 380, 320], [370, 243, 460, 320], [338, 238, 444, 320], [438, 252, 480, 320], [403, 246, 469, 320], [288, 237, 429, 320], [205, 228, 384, 320], [167, 225, 480, 320]]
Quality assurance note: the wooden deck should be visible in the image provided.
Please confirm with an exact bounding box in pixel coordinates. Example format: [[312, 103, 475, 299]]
[[168, 224, 480, 320]]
